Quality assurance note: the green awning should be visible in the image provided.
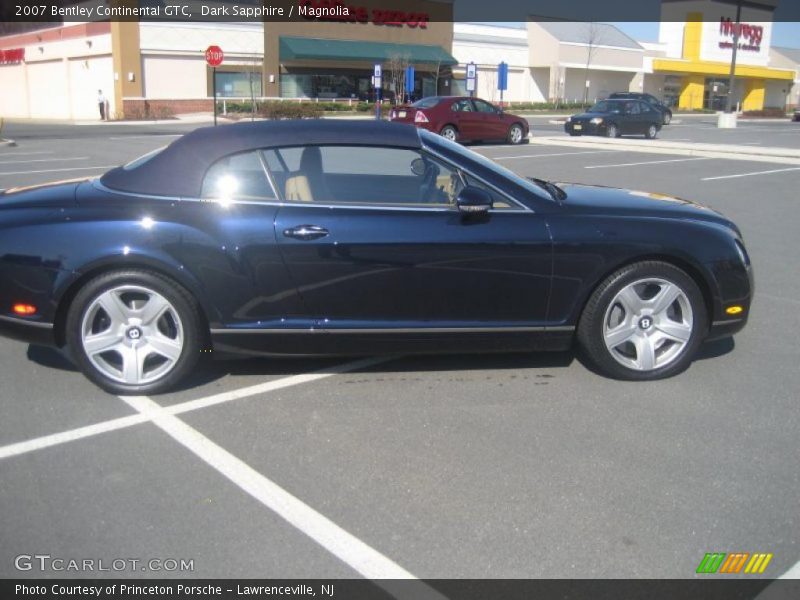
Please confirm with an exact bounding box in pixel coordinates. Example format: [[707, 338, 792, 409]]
[[279, 37, 458, 66]]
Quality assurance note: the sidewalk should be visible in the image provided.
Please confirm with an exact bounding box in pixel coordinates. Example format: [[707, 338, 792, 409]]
[[530, 135, 800, 165]]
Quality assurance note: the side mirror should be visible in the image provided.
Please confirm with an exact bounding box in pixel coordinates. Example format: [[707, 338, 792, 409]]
[[456, 186, 493, 213]]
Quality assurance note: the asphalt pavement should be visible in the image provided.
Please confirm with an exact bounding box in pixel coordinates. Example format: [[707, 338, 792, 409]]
[[0, 119, 798, 583]]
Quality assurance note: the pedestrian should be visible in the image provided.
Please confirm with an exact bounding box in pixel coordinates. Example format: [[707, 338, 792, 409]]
[[97, 89, 106, 120]]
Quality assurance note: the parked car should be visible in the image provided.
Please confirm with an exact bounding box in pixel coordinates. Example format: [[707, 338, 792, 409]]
[[389, 96, 529, 145], [793, 107, 800, 122], [565, 99, 663, 139], [609, 92, 674, 125], [0, 120, 752, 394]]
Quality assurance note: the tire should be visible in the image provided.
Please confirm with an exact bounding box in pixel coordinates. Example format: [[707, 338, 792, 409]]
[[569, 132, 581, 136], [605, 123, 619, 138], [577, 261, 707, 381], [645, 124, 658, 139], [440, 125, 458, 142], [66, 269, 203, 395], [663, 111, 672, 125], [507, 123, 525, 145]]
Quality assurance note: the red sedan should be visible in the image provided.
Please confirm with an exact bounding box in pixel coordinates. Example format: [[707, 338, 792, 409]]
[[389, 96, 529, 144]]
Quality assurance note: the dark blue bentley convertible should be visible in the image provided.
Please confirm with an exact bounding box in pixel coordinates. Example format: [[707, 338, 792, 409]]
[[0, 120, 752, 394]]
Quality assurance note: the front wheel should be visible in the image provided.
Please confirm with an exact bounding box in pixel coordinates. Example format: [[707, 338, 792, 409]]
[[645, 124, 658, 139], [663, 112, 672, 125], [605, 124, 619, 138], [577, 261, 707, 380], [440, 125, 458, 142], [508, 123, 525, 145], [66, 270, 203, 395]]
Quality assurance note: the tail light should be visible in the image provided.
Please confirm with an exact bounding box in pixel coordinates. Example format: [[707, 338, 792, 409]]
[[415, 111, 429, 123]]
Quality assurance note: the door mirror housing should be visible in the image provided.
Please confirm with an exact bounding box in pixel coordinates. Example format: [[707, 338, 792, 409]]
[[456, 186, 493, 213]]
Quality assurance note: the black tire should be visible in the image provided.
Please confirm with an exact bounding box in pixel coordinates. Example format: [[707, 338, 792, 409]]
[[606, 123, 619, 138], [577, 261, 708, 381], [440, 125, 458, 142], [663, 111, 672, 125], [645, 124, 658, 139], [569, 131, 581, 137], [65, 269, 203, 395], [507, 123, 525, 145]]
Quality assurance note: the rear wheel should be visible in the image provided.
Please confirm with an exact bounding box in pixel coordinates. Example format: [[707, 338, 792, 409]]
[[663, 112, 672, 125], [577, 261, 707, 380], [440, 125, 458, 142], [645, 124, 658, 139], [508, 123, 525, 145], [66, 270, 203, 395], [605, 123, 619, 138]]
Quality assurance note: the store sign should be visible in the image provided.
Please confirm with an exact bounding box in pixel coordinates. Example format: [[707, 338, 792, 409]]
[[298, 1, 429, 28], [0, 48, 25, 64], [719, 18, 763, 52]]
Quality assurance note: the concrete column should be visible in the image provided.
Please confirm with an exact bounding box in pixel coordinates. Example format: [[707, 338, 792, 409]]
[[679, 74, 705, 110], [742, 79, 765, 111]]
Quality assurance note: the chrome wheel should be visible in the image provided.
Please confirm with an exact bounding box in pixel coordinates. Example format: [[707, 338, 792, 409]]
[[509, 124, 523, 144], [602, 278, 693, 372], [441, 126, 457, 141], [606, 124, 618, 138], [647, 125, 657, 138], [80, 285, 184, 385]]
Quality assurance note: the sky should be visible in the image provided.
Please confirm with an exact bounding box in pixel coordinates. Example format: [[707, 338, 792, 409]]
[[609, 21, 800, 48]]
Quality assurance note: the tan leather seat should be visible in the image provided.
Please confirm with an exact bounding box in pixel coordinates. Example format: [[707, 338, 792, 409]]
[[284, 146, 331, 202]]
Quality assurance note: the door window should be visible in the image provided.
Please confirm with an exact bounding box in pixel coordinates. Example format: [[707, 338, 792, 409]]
[[201, 151, 276, 201], [473, 99, 498, 114], [451, 99, 473, 112]]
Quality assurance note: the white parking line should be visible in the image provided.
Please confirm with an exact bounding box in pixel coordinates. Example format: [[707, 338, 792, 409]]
[[0, 151, 54, 157], [492, 150, 622, 160], [0, 356, 392, 460], [585, 157, 711, 169], [118, 393, 432, 585], [0, 165, 116, 176], [0, 156, 88, 165], [108, 134, 183, 140], [701, 167, 800, 181]]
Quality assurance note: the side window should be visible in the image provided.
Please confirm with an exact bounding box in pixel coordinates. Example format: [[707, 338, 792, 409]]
[[473, 99, 497, 114], [640, 102, 656, 114], [626, 102, 640, 115], [201, 151, 275, 201], [451, 99, 472, 112], [461, 172, 520, 211], [264, 145, 466, 207]]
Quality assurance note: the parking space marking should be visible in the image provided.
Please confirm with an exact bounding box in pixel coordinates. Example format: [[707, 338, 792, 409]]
[[0, 156, 88, 165], [0, 165, 116, 176], [0, 356, 392, 461], [585, 157, 711, 169], [0, 151, 54, 157], [701, 167, 800, 181], [492, 150, 622, 160], [108, 134, 183, 140], [118, 393, 436, 586]]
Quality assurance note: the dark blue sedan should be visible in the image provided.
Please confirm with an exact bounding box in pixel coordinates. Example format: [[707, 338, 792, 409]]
[[565, 98, 663, 139], [0, 120, 752, 394]]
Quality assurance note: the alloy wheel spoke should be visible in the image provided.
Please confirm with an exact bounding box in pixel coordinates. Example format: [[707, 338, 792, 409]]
[[650, 283, 681, 314], [605, 324, 638, 348], [138, 294, 170, 326], [634, 335, 657, 371], [120, 345, 144, 384], [616, 286, 642, 314], [83, 330, 124, 355], [656, 319, 692, 342], [146, 332, 183, 362], [97, 290, 130, 325]]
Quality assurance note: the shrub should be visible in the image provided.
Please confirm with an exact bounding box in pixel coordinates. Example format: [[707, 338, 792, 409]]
[[742, 107, 788, 118], [257, 101, 323, 120]]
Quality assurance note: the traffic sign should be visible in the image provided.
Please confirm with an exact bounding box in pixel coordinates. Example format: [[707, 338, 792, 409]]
[[466, 62, 477, 96], [466, 62, 476, 79], [374, 64, 382, 78], [405, 65, 415, 93], [497, 61, 508, 91], [205, 45, 224, 67]]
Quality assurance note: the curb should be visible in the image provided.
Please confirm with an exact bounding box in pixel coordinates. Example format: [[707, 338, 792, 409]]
[[0, 139, 17, 147], [530, 136, 800, 166]]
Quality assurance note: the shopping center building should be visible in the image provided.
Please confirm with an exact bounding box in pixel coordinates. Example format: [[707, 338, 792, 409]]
[[0, 0, 797, 119]]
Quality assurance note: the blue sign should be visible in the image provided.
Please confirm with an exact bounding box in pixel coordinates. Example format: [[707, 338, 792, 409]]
[[405, 65, 415, 93], [497, 61, 508, 92]]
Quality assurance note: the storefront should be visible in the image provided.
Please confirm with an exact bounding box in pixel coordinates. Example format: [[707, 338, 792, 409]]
[[645, 0, 794, 111]]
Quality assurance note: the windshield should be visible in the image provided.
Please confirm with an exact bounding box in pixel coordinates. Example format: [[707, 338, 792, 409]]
[[411, 97, 441, 108], [122, 146, 166, 170], [419, 129, 553, 203], [589, 100, 623, 114]]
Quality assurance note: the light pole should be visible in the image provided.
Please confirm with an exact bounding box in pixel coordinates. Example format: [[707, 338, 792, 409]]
[[724, 0, 743, 114]]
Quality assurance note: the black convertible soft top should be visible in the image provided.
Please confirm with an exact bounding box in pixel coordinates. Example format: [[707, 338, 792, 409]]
[[100, 119, 421, 198]]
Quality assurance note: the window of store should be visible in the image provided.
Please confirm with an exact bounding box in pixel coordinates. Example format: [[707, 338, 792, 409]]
[[214, 71, 262, 98]]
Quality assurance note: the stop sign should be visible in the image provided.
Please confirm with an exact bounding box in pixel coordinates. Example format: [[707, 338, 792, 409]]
[[205, 45, 223, 67]]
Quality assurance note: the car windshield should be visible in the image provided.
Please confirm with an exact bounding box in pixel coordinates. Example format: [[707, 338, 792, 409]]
[[122, 146, 166, 170], [419, 129, 553, 203], [590, 101, 623, 113], [411, 97, 441, 108]]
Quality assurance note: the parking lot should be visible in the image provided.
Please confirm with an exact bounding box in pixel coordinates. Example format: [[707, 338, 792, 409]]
[[1, 118, 799, 583]]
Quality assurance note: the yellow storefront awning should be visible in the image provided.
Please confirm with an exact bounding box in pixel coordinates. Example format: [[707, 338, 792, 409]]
[[652, 58, 794, 81]]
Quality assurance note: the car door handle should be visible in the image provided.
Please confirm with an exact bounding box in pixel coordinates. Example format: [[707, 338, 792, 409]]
[[282, 225, 329, 241]]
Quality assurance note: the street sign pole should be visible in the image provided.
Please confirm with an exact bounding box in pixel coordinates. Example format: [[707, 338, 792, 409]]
[[466, 62, 476, 98], [213, 67, 217, 126], [374, 64, 382, 120], [497, 62, 508, 108]]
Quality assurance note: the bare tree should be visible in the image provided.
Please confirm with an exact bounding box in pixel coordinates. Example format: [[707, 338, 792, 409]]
[[430, 58, 443, 97], [582, 22, 605, 104], [386, 53, 411, 105]]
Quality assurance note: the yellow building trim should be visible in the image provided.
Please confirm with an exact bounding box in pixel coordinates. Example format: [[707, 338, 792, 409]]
[[682, 13, 703, 61], [653, 59, 795, 81], [679, 74, 705, 110], [743, 79, 766, 111]]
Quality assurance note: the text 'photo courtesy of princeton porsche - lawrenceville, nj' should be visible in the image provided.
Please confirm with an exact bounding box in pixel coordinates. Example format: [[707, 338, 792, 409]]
[[0, 1, 799, 599]]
